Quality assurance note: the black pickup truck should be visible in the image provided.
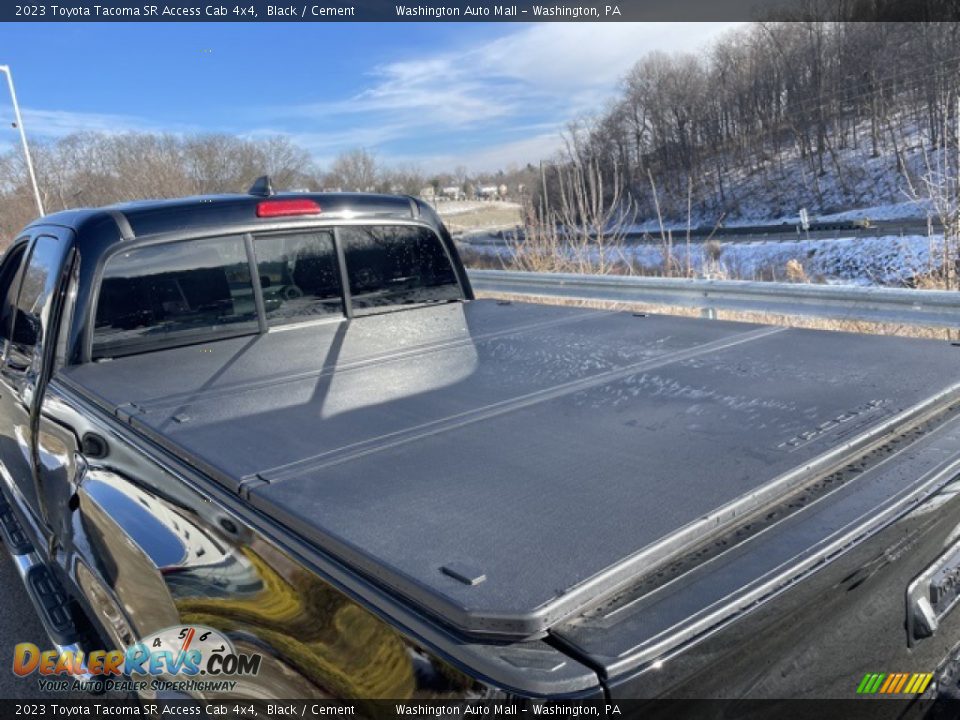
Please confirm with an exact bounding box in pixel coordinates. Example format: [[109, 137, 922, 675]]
[[2, 179, 960, 704]]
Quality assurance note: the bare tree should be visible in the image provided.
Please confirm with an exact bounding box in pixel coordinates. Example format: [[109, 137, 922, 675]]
[[326, 148, 379, 191], [384, 164, 426, 195], [0, 131, 315, 243], [506, 158, 634, 275], [563, 21, 960, 229], [258, 136, 315, 190], [905, 95, 960, 290]]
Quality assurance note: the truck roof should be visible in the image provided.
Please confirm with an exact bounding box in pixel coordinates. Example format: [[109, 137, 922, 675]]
[[28, 187, 436, 243]]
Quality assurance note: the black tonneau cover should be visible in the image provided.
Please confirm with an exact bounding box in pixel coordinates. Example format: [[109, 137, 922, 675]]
[[61, 300, 960, 638]]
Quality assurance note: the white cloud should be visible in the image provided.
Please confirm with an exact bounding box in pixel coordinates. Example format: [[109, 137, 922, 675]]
[[477, 22, 735, 97], [397, 132, 566, 174], [17, 108, 191, 138], [241, 125, 406, 156], [268, 22, 742, 169]]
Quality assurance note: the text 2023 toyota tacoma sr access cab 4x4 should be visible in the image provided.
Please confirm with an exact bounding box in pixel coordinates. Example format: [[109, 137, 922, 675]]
[[3, 179, 960, 703]]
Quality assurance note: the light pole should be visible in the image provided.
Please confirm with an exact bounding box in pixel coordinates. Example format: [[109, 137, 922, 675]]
[[0, 65, 44, 217]]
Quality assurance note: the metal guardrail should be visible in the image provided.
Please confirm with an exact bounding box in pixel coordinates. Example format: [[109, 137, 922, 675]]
[[467, 269, 960, 329]]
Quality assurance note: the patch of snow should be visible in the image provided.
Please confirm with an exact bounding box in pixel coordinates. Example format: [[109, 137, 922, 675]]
[[469, 233, 944, 287]]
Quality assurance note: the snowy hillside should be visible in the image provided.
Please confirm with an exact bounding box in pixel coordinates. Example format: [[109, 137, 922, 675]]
[[463, 232, 944, 287]]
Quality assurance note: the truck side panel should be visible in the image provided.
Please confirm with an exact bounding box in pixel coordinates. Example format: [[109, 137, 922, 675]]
[[604, 469, 960, 699], [30, 382, 602, 700]]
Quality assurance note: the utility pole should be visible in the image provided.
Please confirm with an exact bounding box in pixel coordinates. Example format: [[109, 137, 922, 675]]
[[0, 65, 44, 217]]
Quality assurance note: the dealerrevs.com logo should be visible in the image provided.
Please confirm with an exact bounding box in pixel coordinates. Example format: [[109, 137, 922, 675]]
[[12, 625, 262, 694]]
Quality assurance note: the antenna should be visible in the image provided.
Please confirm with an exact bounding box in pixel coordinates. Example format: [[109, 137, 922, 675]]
[[248, 176, 274, 197]]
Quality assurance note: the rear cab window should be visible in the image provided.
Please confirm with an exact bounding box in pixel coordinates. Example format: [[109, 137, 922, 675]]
[[92, 223, 463, 358], [254, 230, 344, 326], [339, 225, 462, 316], [93, 236, 259, 359]]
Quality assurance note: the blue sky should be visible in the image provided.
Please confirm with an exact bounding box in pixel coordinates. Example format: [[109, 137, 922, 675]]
[[0, 22, 738, 172]]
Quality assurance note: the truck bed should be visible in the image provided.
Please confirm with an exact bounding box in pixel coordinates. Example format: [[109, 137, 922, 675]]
[[61, 300, 960, 638]]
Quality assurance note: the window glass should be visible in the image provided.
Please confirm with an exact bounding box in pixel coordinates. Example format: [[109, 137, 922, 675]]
[[339, 226, 461, 316], [6, 235, 65, 371], [0, 242, 29, 345], [254, 231, 344, 326], [93, 236, 257, 358]]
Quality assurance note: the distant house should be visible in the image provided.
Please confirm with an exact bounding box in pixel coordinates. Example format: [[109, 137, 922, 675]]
[[478, 185, 500, 200], [441, 186, 465, 201]]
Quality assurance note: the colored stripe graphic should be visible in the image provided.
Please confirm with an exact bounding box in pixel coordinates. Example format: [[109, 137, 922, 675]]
[[858, 672, 933, 695], [879, 674, 896, 693], [893, 673, 909, 693]]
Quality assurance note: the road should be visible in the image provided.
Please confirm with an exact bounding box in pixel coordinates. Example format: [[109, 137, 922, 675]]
[[637, 218, 936, 240], [648, 218, 935, 244], [459, 219, 938, 248]]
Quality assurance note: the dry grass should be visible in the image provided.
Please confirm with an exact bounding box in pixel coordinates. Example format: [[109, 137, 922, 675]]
[[476, 291, 959, 340], [784, 258, 809, 283], [502, 160, 640, 276], [436, 202, 522, 233]]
